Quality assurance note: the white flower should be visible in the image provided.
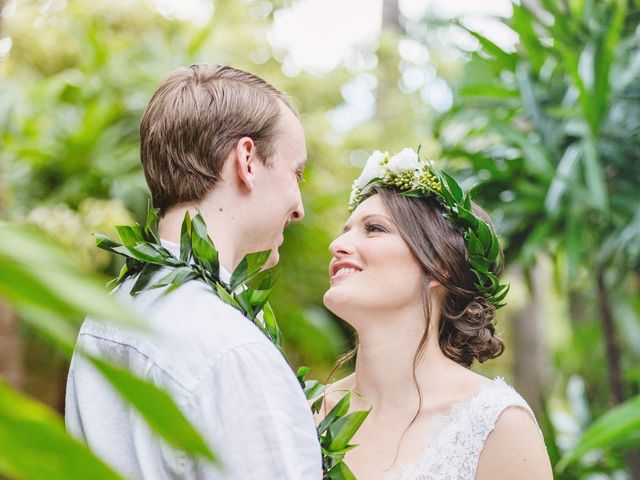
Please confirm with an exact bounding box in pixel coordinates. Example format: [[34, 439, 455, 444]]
[[412, 169, 423, 189], [357, 150, 387, 188], [349, 180, 361, 206], [387, 148, 420, 175]]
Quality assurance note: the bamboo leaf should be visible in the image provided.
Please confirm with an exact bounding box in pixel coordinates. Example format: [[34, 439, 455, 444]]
[[130, 263, 162, 296], [190, 214, 219, 275], [511, 3, 546, 72], [459, 84, 519, 99], [318, 392, 351, 435], [325, 461, 357, 480], [327, 410, 370, 451], [95, 233, 122, 253], [0, 225, 139, 327], [116, 225, 145, 246], [544, 143, 582, 216], [261, 302, 282, 347], [476, 219, 492, 253], [180, 212, 193, 262], [146, 267, 198, 291], [303, 380, 326, 402], [112, 242, 173, 266], [492, 284, 510, 304], [0, 379, 124, 480], [592, 0, 626, 134], [144, 204, 160, 243], [557, 394, 640, 472], [469, 255, 491, 274], [465, 230, 484, 256], [441, 171, 464, 203], [489, 119, 554, 179], [296, 366, 310, 382], [215, 283, 241, 310], [581, 135, 608, 211], [86, 354, 218, 464], [435, 180, 456, 207], [247, 268, 279, 291], [230, 250, 272, 290], [464, 28, 517, 71]]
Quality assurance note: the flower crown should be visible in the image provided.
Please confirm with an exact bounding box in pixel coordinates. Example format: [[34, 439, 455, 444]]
[[349, 148, 509, 309]]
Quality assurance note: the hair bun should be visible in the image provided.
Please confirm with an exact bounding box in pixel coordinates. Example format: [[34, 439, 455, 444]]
[[440, 296, 505, 367]]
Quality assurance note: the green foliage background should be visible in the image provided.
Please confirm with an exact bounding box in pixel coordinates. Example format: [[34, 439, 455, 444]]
[[1, 0, 639, 478]]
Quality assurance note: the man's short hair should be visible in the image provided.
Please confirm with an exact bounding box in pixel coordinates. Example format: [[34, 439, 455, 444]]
[[140, 64, 295, 214]]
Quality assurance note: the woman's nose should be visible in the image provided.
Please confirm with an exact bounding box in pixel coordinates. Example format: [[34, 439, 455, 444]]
[[329, 233, 355, 257]]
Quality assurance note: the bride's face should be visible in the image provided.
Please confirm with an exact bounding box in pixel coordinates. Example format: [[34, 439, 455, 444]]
[[323, 194, 424, 325]]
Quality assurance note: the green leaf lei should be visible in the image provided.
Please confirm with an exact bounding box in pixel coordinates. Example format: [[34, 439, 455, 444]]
[[96, 204, 369, 479], [349, 148, 510, 309]]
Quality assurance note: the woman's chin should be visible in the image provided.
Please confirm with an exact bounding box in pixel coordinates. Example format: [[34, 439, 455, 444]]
[[323, 287, 343, 313], [323, 286, 359, 320]]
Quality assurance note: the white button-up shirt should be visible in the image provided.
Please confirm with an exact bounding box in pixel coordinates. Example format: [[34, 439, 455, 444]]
[[65, 240, 322, 479]]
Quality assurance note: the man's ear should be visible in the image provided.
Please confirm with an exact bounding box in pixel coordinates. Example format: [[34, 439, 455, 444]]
[[234, 136, 257, 192]]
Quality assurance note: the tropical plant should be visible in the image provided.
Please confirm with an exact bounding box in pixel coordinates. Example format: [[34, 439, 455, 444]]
[[1, 0, 350, 385], [430, 0, 640, 476], [0, 222, 218, 479]]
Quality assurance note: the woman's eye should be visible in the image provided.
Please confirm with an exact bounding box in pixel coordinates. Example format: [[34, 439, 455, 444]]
[[295, 171, 305, 182], [365, 223, 386, 233]]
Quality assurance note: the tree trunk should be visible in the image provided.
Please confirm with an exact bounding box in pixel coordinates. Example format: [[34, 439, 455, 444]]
[[0, 1, 24, 391], [382, 0, 401, 32], [595, 268, 640, 477], [596, 269, 625, 404], [377, 0, 403, 125], [513, 264, 546, 414], [0, 301, 22, 388]]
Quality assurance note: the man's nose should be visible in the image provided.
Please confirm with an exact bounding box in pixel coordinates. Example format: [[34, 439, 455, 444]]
[[291, 200, 305, 222]]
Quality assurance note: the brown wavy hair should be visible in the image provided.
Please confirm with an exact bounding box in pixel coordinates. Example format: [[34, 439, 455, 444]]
[[333, 186, 505, 372], [327, 187, 505, 468], [140, 64, 295, 215]]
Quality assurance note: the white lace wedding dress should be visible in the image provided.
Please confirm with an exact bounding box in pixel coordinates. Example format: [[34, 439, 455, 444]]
[[386, 377, 541, 480]]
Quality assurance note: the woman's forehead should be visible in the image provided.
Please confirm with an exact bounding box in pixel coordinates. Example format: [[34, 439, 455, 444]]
[[351, 194, 384, 216], [343, 195, 393, 230]]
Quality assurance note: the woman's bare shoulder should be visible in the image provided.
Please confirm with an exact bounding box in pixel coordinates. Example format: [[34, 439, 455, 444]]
[[475, 404, 553, 479]]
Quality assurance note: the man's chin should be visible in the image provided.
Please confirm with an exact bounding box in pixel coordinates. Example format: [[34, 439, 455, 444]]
[[264, 249, 279, 269]]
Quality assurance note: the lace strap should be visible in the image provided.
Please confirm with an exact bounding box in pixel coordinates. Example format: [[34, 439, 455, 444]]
[[386, 377, 541, 480], [463, 377, 540, 476]]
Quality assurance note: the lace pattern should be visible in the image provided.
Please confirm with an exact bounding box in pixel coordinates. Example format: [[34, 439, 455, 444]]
[[386, 377, 539, 480]]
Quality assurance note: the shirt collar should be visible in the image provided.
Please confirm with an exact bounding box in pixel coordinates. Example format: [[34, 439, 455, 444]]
[[160, 238, 232, 284]]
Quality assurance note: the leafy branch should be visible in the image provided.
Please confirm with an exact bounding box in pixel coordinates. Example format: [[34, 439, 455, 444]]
[[297, 368, 371, 480], [98, 205, 368, 478]]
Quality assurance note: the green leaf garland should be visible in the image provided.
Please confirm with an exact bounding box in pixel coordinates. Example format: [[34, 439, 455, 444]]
[[350, 148, 509, 310], [97, 204, 366, 478]]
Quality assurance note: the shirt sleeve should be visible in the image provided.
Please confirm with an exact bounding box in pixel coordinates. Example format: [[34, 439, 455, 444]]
[[184, 342, 322, 480]]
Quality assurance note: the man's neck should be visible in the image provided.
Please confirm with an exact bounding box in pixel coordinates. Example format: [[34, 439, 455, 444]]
[[158, 201, 240, 273]]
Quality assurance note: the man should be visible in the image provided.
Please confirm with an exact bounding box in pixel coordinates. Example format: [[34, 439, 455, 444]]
[[65, 64, 322, 479]]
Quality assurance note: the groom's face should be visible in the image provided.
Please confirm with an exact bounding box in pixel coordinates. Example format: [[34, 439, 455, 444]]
[[249, 104, 307, 267]]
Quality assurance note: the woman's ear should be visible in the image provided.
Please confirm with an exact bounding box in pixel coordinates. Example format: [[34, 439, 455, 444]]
[[233, 136, 257, 191], [428, 269, 449, 290]]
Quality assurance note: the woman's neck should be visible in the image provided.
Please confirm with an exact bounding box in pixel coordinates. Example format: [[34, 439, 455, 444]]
[[351, 311, 463, 415]]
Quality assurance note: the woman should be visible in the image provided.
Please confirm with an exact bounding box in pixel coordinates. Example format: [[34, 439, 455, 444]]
[[320, 148, 553, 480]]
